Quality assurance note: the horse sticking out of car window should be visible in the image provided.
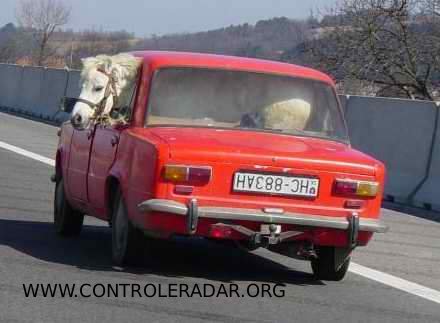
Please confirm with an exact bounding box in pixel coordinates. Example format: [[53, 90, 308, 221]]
[[70, 54, 142, 129]]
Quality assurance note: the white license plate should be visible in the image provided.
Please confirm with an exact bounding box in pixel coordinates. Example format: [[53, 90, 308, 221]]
[[233, 172, 319, 198]]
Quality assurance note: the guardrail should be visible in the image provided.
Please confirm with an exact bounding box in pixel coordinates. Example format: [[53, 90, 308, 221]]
[[0, 64, 439, 211]]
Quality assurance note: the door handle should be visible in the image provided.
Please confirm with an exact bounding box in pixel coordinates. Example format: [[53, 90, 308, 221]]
[[111, 135, 119, 147]]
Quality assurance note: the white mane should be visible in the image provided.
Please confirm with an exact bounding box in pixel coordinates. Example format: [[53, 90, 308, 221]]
[[71, 53, 142, 128], [81, 53, 142, 108], [81, 53, 141, 84]]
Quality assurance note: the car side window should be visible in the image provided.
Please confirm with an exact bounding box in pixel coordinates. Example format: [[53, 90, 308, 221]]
[[110, 80, 138, 123]]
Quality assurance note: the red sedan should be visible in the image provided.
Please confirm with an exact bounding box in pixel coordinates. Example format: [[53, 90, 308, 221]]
[[53, 51, 388, 281]]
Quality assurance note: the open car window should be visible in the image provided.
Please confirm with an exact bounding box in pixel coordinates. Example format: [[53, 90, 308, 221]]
[[146, 68, 348, 143], [109, 75, 139, 122]]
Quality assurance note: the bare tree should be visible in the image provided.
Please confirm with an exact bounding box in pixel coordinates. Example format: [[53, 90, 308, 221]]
[[420, 0, 440, 16], [16, 0, 71, 66], [305, 0, 440, 100]]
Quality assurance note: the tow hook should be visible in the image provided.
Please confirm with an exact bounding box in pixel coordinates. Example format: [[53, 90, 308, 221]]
[[249, 224, 291, 248], [265, 224, 283, 245], [249, 234, 279, 249]]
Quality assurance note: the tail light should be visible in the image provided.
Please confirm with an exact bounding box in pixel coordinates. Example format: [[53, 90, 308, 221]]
[[163, 165, 212, 185], [333, 179, 379, 198]]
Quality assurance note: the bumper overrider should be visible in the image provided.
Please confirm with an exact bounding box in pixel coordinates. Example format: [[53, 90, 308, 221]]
[[138, 199, 389, 247]]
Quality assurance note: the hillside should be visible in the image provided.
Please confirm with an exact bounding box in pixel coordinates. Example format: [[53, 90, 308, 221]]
[[0, 16, 320, 69], [136, 17, 317, 62]]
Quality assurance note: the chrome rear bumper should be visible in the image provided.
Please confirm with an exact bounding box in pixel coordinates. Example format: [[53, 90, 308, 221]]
[[138, 199, 389, 234]]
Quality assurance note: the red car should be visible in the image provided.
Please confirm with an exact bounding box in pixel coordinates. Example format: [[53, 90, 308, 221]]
[[53, 51, 388, 281]]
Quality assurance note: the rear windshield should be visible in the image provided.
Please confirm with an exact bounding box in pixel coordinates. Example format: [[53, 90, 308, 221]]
[[146, 68, 348, 142]]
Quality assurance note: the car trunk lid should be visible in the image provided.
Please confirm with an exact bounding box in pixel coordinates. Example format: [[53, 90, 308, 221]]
[[150, 127, 378, 176]]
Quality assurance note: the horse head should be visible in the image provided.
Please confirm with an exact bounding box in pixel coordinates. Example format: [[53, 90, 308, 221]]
[[71, 54, 142, 129]]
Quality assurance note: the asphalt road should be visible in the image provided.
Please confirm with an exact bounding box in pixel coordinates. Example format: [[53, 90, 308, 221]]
[[0, 112, 439, 322]]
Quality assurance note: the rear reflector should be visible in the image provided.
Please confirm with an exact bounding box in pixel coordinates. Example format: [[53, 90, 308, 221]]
[[210, 224, 233, 239], [334, 179, 379, 197]]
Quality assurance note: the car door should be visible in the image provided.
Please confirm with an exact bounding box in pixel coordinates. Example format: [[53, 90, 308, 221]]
[[86, 83, 138, 219], [67, 127, 94, 205], [87, 124, 122, 219]]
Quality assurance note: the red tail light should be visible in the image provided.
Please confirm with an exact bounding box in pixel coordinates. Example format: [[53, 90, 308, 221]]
[[188, 167, 212, 184], [334, 180, 357, 195], [163, 165, 212, 185], [333, 179, 379, 198]]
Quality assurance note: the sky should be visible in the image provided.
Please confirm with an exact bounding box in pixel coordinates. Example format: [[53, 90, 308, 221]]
[[0, 0, 338, 37]]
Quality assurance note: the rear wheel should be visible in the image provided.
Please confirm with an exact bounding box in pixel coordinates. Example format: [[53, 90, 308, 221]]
[[311, 246, 350, 281], [54, 179, 84, 236], [111, 190, 146, 266]]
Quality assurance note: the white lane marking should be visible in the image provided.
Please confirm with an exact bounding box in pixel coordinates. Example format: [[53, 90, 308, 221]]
[[350, 262, 440, 305], [0, 112, 56, 129], [0, 141, 55, 167], [1, 139, 440, 305]]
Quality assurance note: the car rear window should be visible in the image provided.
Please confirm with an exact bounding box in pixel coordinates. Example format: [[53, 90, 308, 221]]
[[146, 67, 349, 143]]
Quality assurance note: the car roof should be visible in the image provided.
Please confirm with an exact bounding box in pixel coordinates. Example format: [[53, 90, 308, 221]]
[[130, 51, 335, 85]]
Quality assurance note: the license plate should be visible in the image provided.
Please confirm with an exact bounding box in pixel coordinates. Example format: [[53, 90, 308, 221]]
[[233, 172, 319, 198]]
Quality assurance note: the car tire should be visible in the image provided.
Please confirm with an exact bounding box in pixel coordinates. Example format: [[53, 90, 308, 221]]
[[311, 246, 350, 281], [54, 179, 84, 236], [111, 189, 146, 266]]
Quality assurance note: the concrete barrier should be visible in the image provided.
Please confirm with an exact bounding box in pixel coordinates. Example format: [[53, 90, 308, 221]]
[[16, 66, 45, 115], [47, 70, 82, 123], [0, 64, 23, 109], [345, 95, 438, 201], [66, 70, 81, 98], [0, 65, 73, 123], [40, 68, 69, 119], [414, 104, 440, 210]]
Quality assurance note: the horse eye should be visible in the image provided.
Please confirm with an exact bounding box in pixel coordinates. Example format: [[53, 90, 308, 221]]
[[94, 86, 104, 92]]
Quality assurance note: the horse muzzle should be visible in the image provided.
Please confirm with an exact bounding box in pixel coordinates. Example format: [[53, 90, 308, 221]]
[[71, 113, 89, 130]]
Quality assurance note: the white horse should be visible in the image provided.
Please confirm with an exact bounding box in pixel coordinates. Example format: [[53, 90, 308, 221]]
[[262, 98, 311, 130], [240, 98, 311, 131], [70, 54, 142, 129]]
